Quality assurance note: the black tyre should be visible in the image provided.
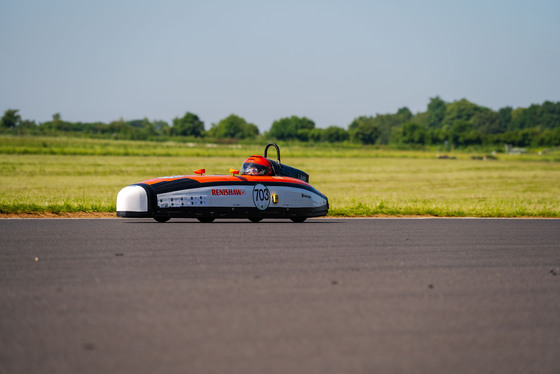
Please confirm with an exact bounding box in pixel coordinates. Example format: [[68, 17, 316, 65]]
[[290, 217, 307, 223], [197, 217, 215, 223], [154, 215, 170, 223]]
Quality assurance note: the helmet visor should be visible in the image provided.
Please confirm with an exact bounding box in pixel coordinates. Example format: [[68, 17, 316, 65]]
[[241, 162, 271, 175]]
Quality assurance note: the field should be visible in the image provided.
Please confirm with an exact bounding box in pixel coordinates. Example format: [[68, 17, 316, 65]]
[[1, 135, 560, 217]]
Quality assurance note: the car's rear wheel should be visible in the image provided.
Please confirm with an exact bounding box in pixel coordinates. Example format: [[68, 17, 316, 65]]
[[154, 215, 170, 223]]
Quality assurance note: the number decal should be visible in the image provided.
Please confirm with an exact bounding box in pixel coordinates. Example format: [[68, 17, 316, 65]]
[[253, 184, 270, 210]]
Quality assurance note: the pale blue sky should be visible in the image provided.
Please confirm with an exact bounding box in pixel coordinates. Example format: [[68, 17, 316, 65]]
[[1, 0, 559, 131]]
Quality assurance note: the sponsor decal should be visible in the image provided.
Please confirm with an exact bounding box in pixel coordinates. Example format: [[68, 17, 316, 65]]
[[253, 184, 270, 210], [301, 193, 312, 199], [158, 195, 208, 207], [212, 188, 246, 196]]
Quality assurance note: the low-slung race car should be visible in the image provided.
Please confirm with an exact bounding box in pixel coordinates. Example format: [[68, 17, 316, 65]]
[[116, 143, 329, 223]]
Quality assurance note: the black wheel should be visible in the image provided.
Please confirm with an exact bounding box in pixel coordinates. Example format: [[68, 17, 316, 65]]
[[290, 217, 307, 223], [154, 215, 170, 223], [249, 217, 263, 223], [197, 217, 215, 223]]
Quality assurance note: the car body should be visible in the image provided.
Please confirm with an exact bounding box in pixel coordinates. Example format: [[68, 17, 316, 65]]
[[116, 144, 328, 223]]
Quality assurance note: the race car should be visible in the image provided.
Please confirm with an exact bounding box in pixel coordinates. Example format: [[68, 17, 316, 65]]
[[116, 143, 329, 222]]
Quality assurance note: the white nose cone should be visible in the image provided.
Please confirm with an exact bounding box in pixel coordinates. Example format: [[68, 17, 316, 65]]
[[116, 185, 148, 212]]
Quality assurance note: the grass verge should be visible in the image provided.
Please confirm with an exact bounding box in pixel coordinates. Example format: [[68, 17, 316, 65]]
[[1, 136, 559, 217]]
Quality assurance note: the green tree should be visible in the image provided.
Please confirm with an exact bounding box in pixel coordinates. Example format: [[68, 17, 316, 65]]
[[509, 107, 526, 131], [471, 110, 501, 134], [323, 126, 349, 143], [450, 120, 481, 146], [50, 113, 68, 132], [153, 120, 170, 136], [18, 119, 37, 131], [309, 128, 324, 142], [348, 116, 368, 132], [107, 118, 134, 139], [127, 119, 145, 128], [536, 128, 560, 146], [269, 116, 315, 141], [396, 107, 413, 121], [242, 122, 259, 139], [171, 112, 205, 137], [209, 114, 259, 139], [140, 118, 156, 139], [510, 105, 539, 130], [373, 109, 412, 144], [428, 127, 450, 146], [1, 109, 21, 130], [442, 99, 485, 128], [498, 106, 512, 132], [509, 101, 560, 131], [349, 117, 380, 144], [507, 128, 540, 147], [539, 101, 560, 129], [427, 96, 447, 129], [400, 122, 427, 144], [296, 128, 311, 142]]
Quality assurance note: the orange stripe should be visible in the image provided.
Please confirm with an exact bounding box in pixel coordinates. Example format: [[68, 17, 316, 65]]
[[139, 175, 310, 186]]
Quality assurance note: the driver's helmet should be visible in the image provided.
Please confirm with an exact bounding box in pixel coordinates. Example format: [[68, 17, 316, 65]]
[[240, 155, 273, 176]]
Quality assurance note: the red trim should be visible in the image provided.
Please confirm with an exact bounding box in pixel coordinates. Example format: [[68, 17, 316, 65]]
[[139, 175, 310, 186]]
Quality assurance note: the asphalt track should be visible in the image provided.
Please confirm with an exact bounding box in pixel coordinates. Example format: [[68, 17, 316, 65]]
[[1, 218, 559, 374]]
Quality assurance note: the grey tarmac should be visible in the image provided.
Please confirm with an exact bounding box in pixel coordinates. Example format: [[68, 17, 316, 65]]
[[1, 218, 559, 374]]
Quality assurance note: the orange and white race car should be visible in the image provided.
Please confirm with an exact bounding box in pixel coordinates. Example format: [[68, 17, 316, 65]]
[[116, 143, 329, 223]]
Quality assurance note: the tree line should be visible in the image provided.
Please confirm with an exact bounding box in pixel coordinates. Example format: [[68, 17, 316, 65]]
[[2, 97, 560, 148]]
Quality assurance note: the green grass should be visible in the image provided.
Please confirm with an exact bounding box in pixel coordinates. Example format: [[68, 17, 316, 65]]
[[308, 157, 560, 217], [1, 135, 560, 217], [3, 135, 560, 161]]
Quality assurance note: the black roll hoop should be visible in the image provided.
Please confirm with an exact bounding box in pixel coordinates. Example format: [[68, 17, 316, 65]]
[[264, 143, 281, 166]]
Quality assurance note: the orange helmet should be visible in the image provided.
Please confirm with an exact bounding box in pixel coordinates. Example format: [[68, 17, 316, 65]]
[[240, 155, 273, 176]]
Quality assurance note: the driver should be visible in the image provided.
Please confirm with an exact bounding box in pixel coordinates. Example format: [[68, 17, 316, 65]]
[[240, 155, 273, 176]]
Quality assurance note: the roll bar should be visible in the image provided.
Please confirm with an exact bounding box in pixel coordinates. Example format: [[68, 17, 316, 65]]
[[264, 143, 281, 166]]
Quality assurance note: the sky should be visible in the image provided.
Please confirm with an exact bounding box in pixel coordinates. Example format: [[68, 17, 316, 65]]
[[1, 0, 559, 131]]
